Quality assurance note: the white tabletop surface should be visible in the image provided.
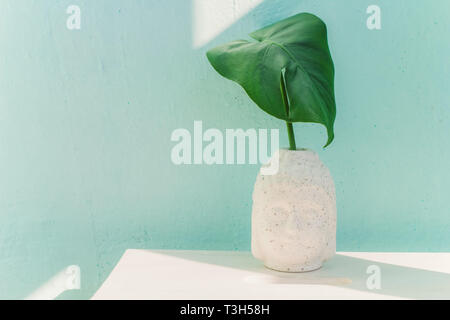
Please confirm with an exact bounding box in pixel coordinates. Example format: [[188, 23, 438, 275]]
[[92, 250, 450, 300]]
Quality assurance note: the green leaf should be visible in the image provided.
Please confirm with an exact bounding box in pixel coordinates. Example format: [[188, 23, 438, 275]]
[[206, 13, 336, 147]]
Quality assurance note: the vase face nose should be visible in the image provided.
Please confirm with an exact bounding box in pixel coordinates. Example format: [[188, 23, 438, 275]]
[[253, 194, 330, 261]]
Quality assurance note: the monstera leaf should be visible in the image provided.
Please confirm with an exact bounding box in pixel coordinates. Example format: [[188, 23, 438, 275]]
[[206, 13, 336, 147]]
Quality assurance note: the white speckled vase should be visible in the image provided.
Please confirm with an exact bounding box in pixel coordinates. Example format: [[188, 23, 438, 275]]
[[251, 149, 336, 272]]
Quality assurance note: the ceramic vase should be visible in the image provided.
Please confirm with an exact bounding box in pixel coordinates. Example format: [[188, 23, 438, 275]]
[[251, 149, 336, 272]]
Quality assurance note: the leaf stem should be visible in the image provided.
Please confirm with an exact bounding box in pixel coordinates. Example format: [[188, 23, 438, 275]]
[[280, 69, 297, 150], [286, 122, 297, 150]]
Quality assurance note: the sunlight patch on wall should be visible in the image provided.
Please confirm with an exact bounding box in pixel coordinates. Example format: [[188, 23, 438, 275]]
[[193, 0, 263, 48]]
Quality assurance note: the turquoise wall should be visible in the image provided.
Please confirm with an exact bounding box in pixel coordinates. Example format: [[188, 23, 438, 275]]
[[1, 0, 450, 299]]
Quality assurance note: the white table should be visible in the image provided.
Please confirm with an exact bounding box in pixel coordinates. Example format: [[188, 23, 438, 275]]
[[92, 250, 450, 300]]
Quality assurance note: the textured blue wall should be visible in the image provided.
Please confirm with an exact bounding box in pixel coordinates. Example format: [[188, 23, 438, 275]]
[[0, 0, 449, 299]]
